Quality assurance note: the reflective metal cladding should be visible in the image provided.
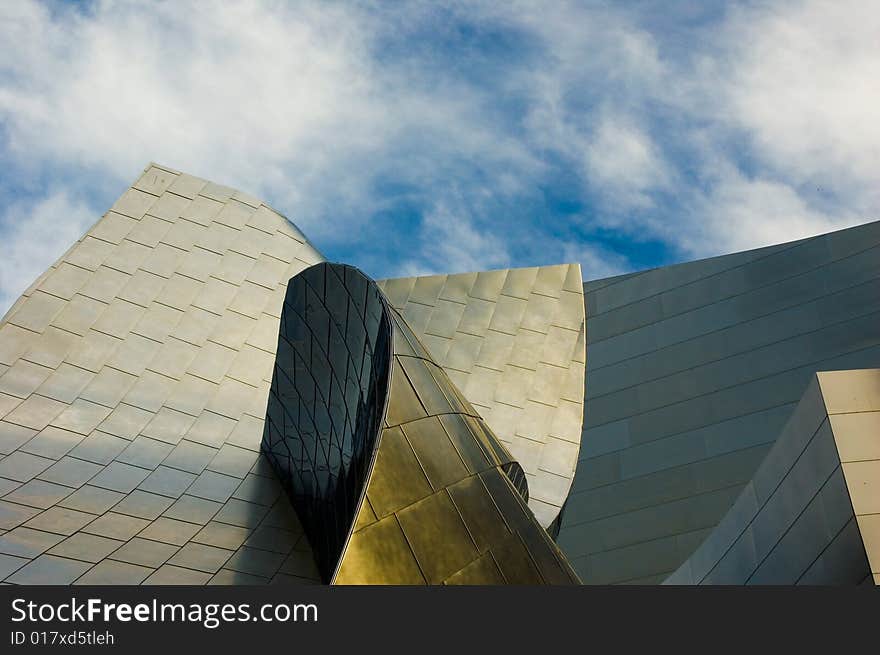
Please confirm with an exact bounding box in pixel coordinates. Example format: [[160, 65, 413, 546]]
[[376, 266, 586, 530], [263, 263, 580, 584], [3, 161, 878, 587], [0, 163, 326, 586]]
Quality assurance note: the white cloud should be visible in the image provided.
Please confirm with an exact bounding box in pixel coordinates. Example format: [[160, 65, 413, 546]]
[[560, 241, 629, 282], [510, 3, 674, 216], [539, 0, 878, 255], [0, 190, 96, 312], [0, 1, 393, 211], [719, 0, 880, 201], [681, 167, 861, 256], [657, 0, 880, 256], [0, 0, 878, 315], [0, 1, 545, 313], [399, 201, 512, 277], [584, 113, 673, 213]]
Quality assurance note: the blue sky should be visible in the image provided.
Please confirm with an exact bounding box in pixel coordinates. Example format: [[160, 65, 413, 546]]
[[1, 0, 878, 314]]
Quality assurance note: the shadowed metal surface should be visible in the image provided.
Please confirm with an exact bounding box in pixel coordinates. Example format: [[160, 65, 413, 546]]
[[666, 369, 879, 585], [558, 219, 880, 584]]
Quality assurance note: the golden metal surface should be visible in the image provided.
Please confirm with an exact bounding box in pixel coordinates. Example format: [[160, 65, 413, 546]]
[[363, 425, 433, 520], [396, 490, 479, 584], [331, 515, 426, 585], [333, 303, 581, 584], [445, 552, 507, 585]]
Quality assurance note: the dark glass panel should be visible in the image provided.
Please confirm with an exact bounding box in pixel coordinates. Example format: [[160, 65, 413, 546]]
[[261, 263, 392, 582]]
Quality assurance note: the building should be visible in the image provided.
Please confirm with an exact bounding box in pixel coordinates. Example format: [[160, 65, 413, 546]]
[[556, 221, 880, 585], [0, 163, 877, 584]]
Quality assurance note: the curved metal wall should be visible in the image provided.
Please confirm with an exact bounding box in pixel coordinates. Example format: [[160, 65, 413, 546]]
[[4, 162, 876, 586], [377, 265, 586, 528], [264, 263, 579, 584], [335, 308, 578, 584], [0, 163, 324, 585], [558, 219, 880, 584], [666, 369, 878, 585]]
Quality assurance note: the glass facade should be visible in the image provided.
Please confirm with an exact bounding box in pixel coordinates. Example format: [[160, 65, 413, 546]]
[[262, 263, 391, 582]]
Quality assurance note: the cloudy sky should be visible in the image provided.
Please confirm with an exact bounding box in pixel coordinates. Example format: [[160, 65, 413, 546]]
[[1, 0, 878, 314]]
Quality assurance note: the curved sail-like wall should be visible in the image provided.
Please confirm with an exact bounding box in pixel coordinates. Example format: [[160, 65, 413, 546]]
[[264, 263, 579, 584], [559, 220, 880, 584], [665, 369, 879, 585], [377, 266, 586, 529], [0, 164, 325, 584]]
